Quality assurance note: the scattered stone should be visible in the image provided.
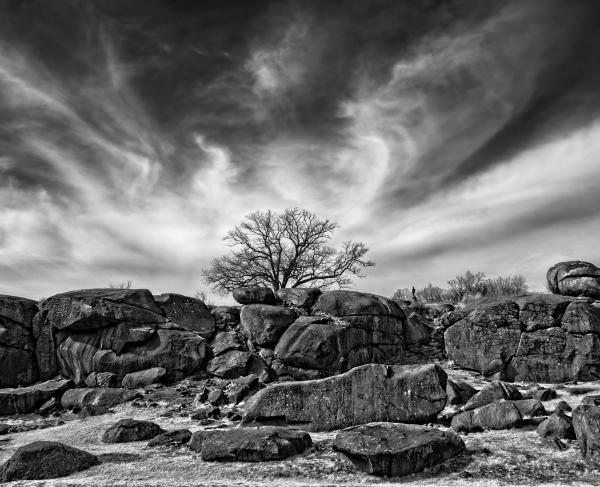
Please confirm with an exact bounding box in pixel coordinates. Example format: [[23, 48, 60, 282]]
[[333, 422, 465, 477], [463, 381, 522, 411], [61, 388, 139, 409], [147, 429, 192, 447], [276, 288, 321, 309], [84, 372, 118, 388], [102, 418, 165, 443], [0, 378, 73, 415], [232, 287, 276, 305], [446, 379, 477, 406], [538, 411, 576, 440], [121, 367, 167, 389], [573, 404, 600, 465], [0, 441, 98, 481], [189, 426, 312, 461], [243, 363, 447, 432]]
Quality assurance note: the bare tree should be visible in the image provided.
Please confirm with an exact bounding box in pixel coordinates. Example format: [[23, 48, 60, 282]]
[[202, 208, 374, 294]]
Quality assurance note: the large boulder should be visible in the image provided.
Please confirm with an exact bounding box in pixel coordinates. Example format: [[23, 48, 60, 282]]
[[147, 429, 192, 447], [189, 426, 312, 461], [0, 379, 73, 415], [452, 400, 523, 432], [514, 294, 572, 332], [547, 261, 600, 299], [121, 367, 166, 389], [333, 422, 465, 477], [444, 301, 521, 376], [276, 288, 321, 309], [61, 387, 139, 409], [242, 363, 447, 432], [538, 410, 576, 439], [37, 288, 207, 384], [154, 293, 215, 338], [446, 379, 477, 406], [463, 380, 522, 411], [206, 351, 252, 379], [240, 305, 297, 347], [233, 287, 275, 305], [0, 441, 98, 481], [573, 404, 600, 466], [0, 295, 40, 387], [211, 306, 240, 331], [102, 418, 165, 443]]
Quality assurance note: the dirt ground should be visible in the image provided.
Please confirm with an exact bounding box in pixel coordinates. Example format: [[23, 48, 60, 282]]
[[1, 364, 600, 487]]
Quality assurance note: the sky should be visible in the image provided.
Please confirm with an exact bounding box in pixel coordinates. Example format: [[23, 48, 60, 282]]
[[1, 0, 600, 302]]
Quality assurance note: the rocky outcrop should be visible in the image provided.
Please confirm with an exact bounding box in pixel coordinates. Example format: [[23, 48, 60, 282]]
[[36, 289, 207, 384], [240, 305, 297, 347], [0, 441, 98, 481], [573, 404, 600, 466], [233, 287, 275, 305], [189, 426, 312, 461], [0, 295, 40, 387], [547, 261, 600, 299], [0, 378, 73, 415], [102, 418, 165, 443], [242, 363, 447, 432], [154, 293, 215, 338], [333, 422, 465, 477]]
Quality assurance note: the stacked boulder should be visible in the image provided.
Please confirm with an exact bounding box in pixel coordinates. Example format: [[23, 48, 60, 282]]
[[444, 261, 600, 382]]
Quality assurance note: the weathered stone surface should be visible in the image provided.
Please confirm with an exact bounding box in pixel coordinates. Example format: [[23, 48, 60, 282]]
[[522, 386, 556, 401], [561, 301, 600, 334], [102, 419, 165, 443], [538, 411, 575, 439], [240, 305, 297, 347], [0, 295, 40, 387], [243, 363, 447, 432], [121, 367, 166, 389], [444, 301, 521, 376], [0, 441, 98, 481], [452, 400, 523, 432], [463, 381, 522, 411], [582, 395, 600, 407], [404, 314, 432, 346], [233, 287, 275, 305], [209, 331, 246, 357], [61, 388, 139, 409], [573, 404, 600, 465], [446, 379, 477, 406], [147, 429, 192, 447], [211, 306, 240, 331], [0, 379, 73, 415], [333, 422, 465, 477], [512, 399, 547, 417], [189, 426, 312, 461], [207, 350, 252, 378], [154, 293, 215, 338], [547, 261, 600, 299], [276, 288, 321, 309], [84, 371, 118, 388], [515, 294, 572, 332]]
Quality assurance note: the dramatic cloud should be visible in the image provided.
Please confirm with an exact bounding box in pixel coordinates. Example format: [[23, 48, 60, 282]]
[[1, 0, 599, 300]]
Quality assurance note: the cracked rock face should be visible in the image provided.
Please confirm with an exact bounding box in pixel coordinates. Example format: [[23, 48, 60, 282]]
[[573, 404, 600, 466], [242, 363, 447, 432], [547, 261, 600, 300], [333, 422, 465, 477]]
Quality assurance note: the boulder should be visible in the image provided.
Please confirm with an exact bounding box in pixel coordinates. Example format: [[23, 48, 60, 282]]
[[84, 371, 118, 388], [147, 429, 192, 447], [61, 387, 139, 409], [154, 293, 215, 338], [463, 381, 522, 411], [333, 422, 465, 477], [209, 331, 246, 356], [276, 288, 321, 309], [547, 261, 600, 299], [189, 426, 312, 461], [446, 379, 477, 406], [555, 400, 572, 413], [512, 399, 547, 417], [211, 306, 240, 331], [0, 379, 73, 415], [561, 301, 600, 334], [538, 410, 575, 439], [573, 404, 600, 465], [582, 395, 600, 406], [515, 294, 572, 332], [452, 400, 523, 432], [0, 441, 98, 481], [0, 295, 40, 387], [242, 363, 447, 432], [102, 418, 165, 443], [206, 350, 252, 379], [521, 386, 556, 401], [444, 301, 521, 375], [121, 367, 167, 389], [240, 305, 297, 347], [232, 287, 275, 305]]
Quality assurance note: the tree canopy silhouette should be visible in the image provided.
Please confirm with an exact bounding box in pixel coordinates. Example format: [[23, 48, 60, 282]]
[[202, 208, 374, 294]]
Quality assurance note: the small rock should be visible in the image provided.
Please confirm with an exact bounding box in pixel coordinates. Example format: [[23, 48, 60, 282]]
[[190, 406, 220, 420], [538, 410, 575, 440], [208, 388, 225, 406], [555, 400, 572, 413], [147, 429, 192, 447], [102, 419, 165, 443]]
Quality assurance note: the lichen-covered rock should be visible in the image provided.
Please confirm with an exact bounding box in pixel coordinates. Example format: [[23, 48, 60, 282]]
[[0, 379, 73, 415], [514, 294, 572, 332], [573, 404, 600, 465], [233, 287, 275, 305], [240, 305, 297, 347], [547, 261, 600, 299], [444, 301, 521, 376], [189, 426, 312, 461], [0, 441, 98, 481], [242, 363, 447, 432], [0, 295, 40, 387], [276, 288, 321, 309], [333, 422, 464, 477], [154, 293, 215, 338], [102, 418, 165, 443]]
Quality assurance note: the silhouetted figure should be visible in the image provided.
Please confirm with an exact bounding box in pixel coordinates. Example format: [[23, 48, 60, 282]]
[[412, 286, 417, 302]]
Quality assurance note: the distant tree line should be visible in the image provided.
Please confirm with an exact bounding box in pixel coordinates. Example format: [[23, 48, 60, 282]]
[[392, 270, 528, 305]]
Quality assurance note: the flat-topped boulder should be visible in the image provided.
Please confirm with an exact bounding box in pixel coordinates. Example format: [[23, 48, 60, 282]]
[[0, 294, 40, 387], [189, 426, 312, 461], [0, 379, 73, 415], [154, 293, 215, 338], [333, 422, 465, 477], [242, 363, 447, 431], [547, 261, 600, 299]]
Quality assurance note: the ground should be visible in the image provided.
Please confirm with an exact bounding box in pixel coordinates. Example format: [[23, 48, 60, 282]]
[[1, 362, 600, 487]]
